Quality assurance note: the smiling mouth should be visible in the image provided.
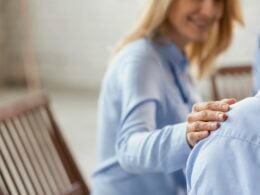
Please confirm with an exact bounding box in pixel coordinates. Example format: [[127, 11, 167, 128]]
[[189, 18, 211, 33]]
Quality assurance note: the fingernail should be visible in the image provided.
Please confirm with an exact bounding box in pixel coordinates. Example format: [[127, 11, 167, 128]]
[[222, 104, 228, 110], [211, 123, 217, 128], [217, 112, 223, 119], [223, 114, 228, 120], [211, 122, 220, 129]]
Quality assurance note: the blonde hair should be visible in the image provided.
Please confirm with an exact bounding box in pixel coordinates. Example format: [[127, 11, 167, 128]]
[[114, 0, 243, 78]]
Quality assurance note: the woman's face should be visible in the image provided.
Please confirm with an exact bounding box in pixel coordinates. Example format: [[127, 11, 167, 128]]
[[168, 0, 224, 48]]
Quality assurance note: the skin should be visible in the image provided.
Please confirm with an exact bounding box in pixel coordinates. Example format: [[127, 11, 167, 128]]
[[168, 0, 224, 49], [167, 0, 234, 147], [187, 98, 236, 147]]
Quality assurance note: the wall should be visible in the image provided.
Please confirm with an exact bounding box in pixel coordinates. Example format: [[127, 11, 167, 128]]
[[0, 0, 5, 86], [27, 0, 260, 90], [0, 0, 34, 86], [30, 0, 144, 90]]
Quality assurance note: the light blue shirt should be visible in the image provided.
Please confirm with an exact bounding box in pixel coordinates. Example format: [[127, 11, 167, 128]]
[[186, 90, 260, 195], [92, 38, 201, 195], [253, 35, 260, 94]]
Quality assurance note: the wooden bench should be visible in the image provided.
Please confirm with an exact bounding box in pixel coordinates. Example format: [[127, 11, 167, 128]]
[[211, 65, 252, 101], [0, 91, 90, 195]]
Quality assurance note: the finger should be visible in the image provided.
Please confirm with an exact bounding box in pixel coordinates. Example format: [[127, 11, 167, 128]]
[[193, 131, 210, 142], [187, 110, 227, 122], [187, 121, 220, 132], [221, 98, 237, 105], [192, 101, 230, 112], [187, 131, 209, 146]]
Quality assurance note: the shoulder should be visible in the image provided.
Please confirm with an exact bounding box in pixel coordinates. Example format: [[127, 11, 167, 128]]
[[111, 38, 163, 73], [118, 38, 159, 60], [188, 96, 260, 166], [107, 38, 166, 85], [211, 97, 260, 144], [102, 38, 166, 95]]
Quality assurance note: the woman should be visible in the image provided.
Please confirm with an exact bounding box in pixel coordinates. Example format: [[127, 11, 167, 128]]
[[93, 0, 243, 194]]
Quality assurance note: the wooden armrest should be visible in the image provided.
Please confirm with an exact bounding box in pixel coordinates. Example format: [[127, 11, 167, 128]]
[[61, 183, 84, 195]]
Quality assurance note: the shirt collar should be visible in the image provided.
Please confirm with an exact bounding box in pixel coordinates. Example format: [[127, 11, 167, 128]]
[[155, 38, 188, 72]]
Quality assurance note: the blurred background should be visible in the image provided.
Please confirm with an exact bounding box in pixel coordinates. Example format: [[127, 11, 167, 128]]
[[0, 0, 259, 190]]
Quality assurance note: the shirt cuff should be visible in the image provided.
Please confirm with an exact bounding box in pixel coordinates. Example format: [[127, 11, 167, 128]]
[[167, 122, 191, 172], [176, 122, 191, 152]]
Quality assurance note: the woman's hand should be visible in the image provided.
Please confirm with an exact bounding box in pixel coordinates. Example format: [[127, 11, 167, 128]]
[[186, 98, 236, 147]]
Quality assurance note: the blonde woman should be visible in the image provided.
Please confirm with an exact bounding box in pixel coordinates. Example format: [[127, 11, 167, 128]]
[[93, 0, 243, 194]]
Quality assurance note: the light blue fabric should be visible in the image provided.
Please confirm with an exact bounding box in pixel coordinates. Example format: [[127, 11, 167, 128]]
[[186, 90, 260, 195], [92, 38, 201, 195], [253, 35, 260, 94]]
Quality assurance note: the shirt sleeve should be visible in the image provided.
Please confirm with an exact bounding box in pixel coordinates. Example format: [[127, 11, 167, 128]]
[[186, 133, 260, 195], [115, 55, 191, 174]]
